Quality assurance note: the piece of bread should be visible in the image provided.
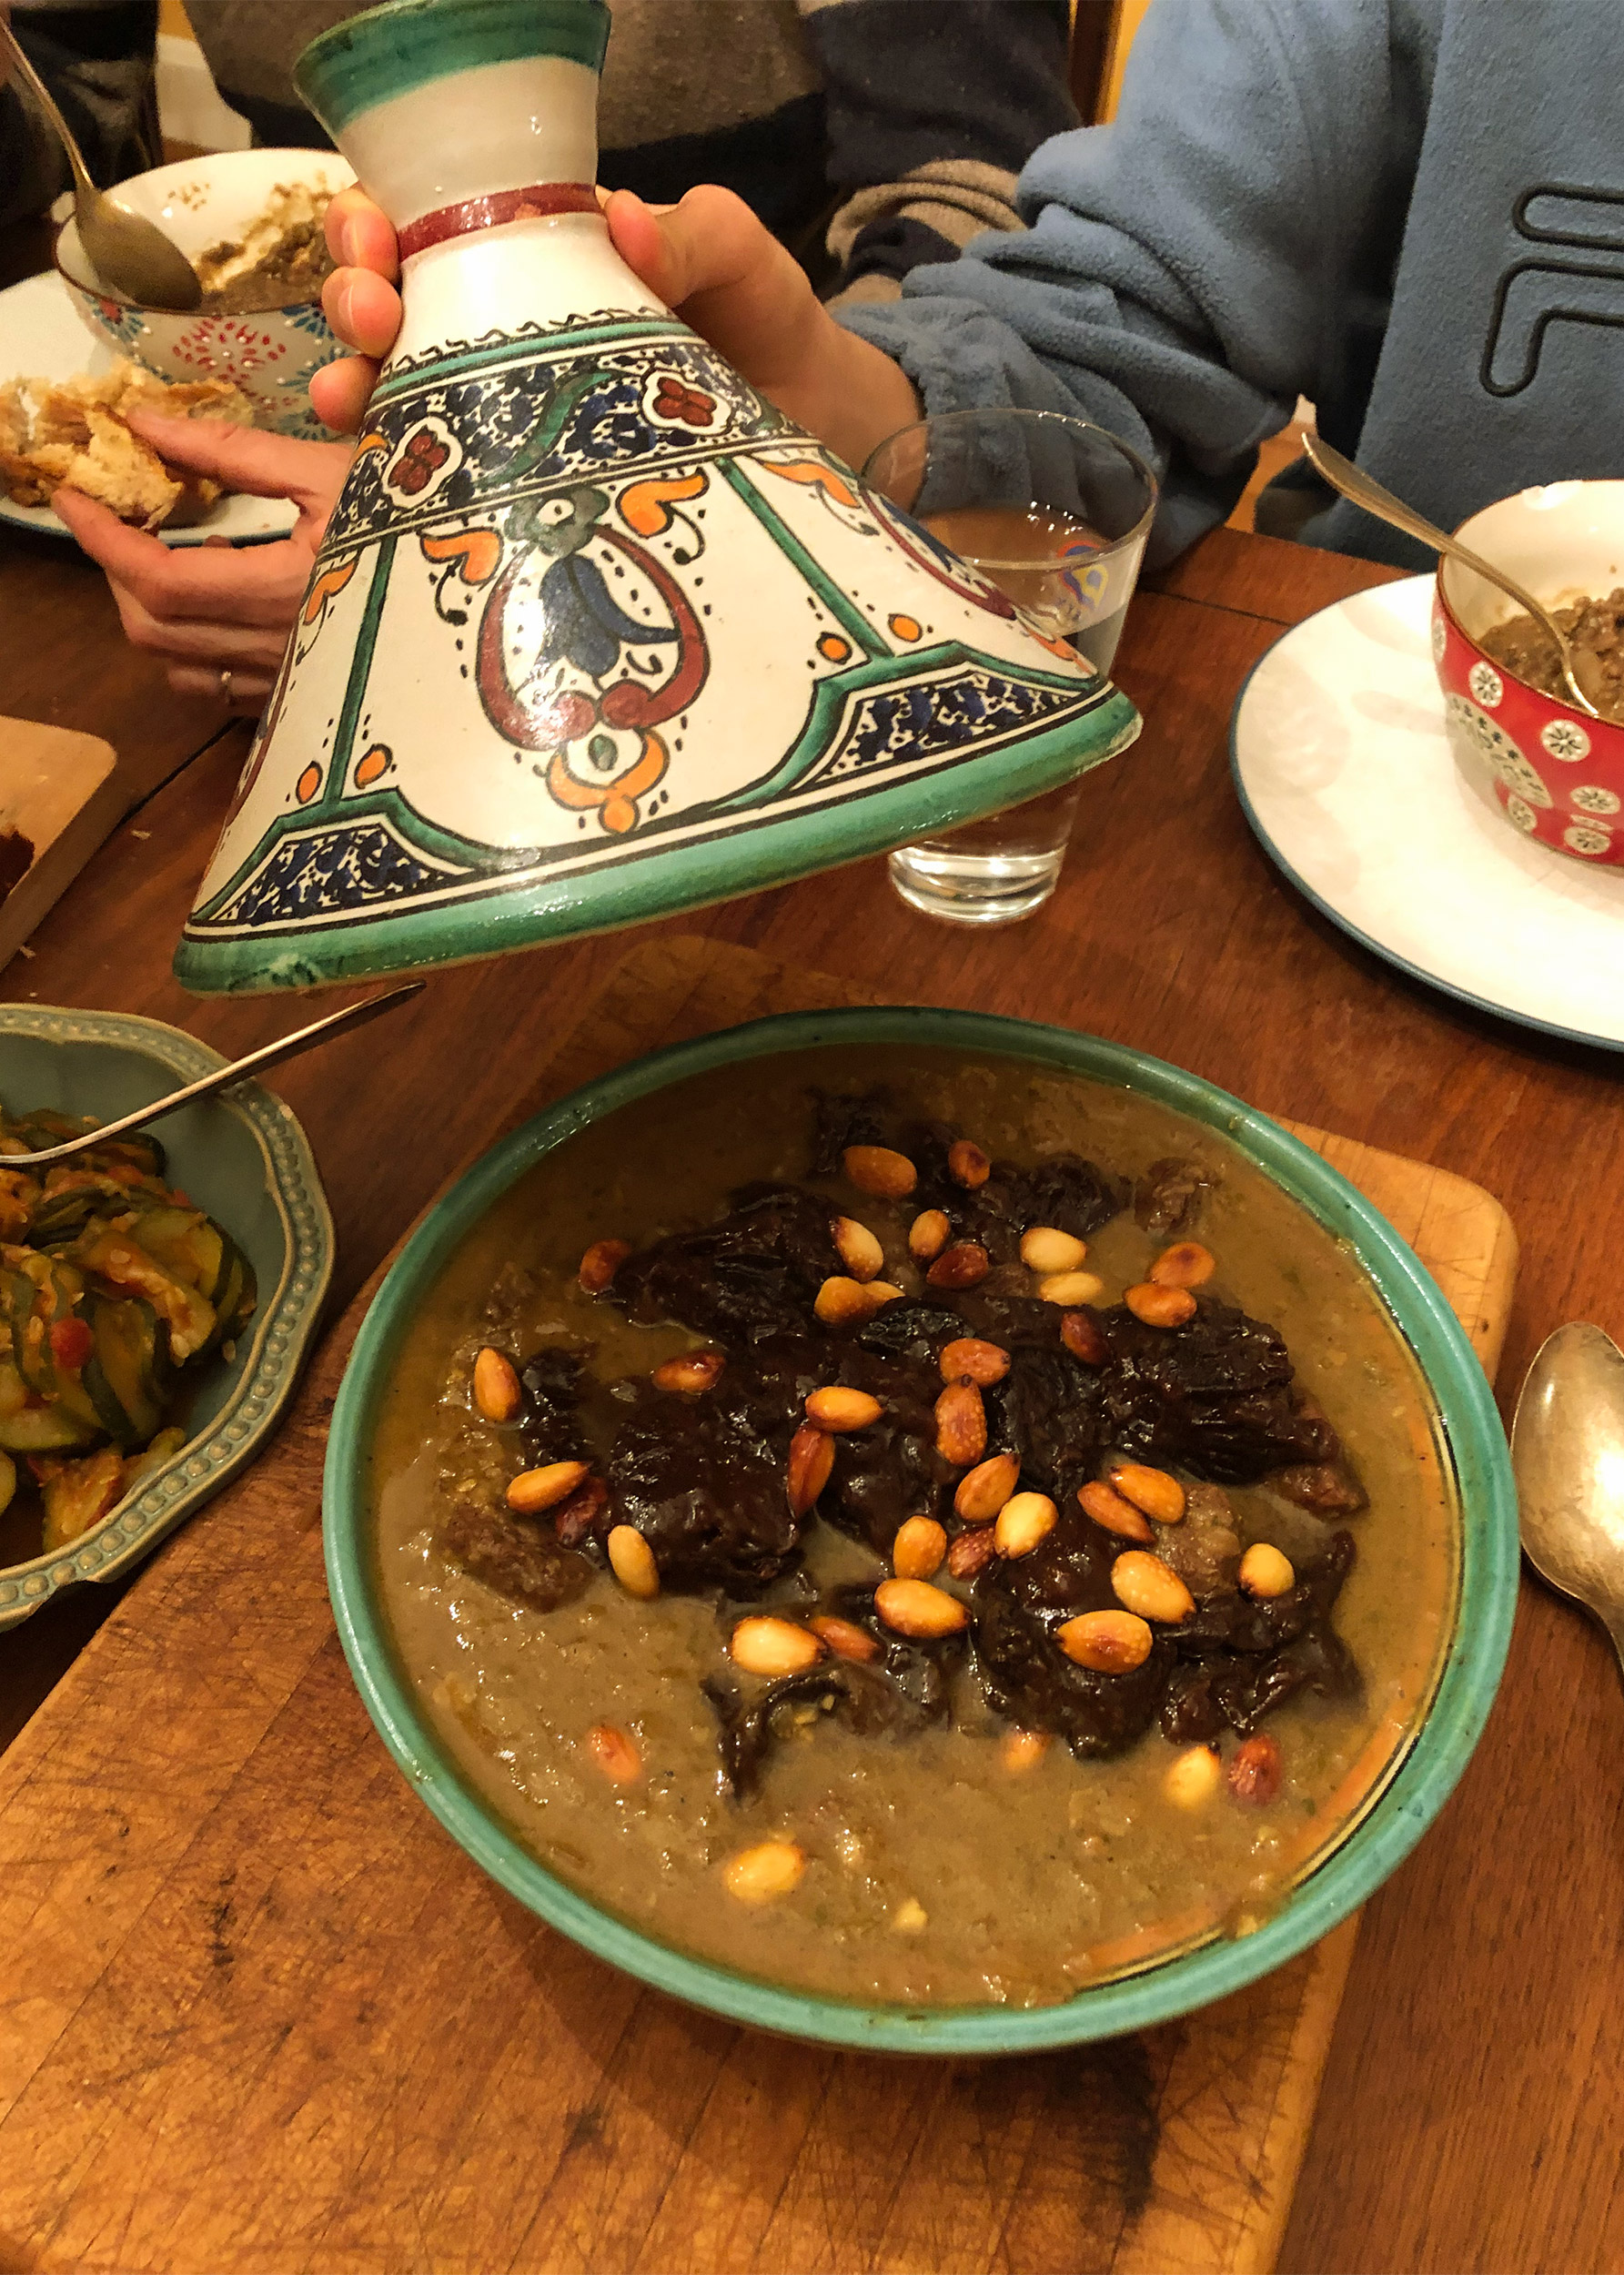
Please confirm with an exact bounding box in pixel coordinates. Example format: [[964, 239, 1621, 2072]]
[[0, 360, 257, 530]]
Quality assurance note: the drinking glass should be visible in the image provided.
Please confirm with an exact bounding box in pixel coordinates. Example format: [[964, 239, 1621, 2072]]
[[862, 409, 1157, 925]]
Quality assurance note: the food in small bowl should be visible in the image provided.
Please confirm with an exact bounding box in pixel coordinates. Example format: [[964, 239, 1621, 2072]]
[[54, 149, 355, 440], [1432, 479, 1624, 864], [0, 360, 254, 530], [327, 1012, 1516, 2051]]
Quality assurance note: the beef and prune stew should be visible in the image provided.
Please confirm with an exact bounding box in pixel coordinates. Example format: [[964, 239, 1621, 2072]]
[[1478, 587, 1624, 723], [373, 1048, 1456, 2007]]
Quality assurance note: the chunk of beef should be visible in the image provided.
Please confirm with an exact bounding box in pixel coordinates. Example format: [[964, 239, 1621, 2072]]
[[1099, 1296, 1332, 1483], [1134, 1156, 1213, 1238], [972, 1504, 1174, 1757], [442, 1501, 594, 1612], [611, 1181, 839, 1342], [1273, 1461, 1368, 1515]]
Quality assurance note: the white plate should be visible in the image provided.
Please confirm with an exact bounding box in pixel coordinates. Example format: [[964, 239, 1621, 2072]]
[[1231, 574, 1624, 1053], [0, 270, 296, 548]]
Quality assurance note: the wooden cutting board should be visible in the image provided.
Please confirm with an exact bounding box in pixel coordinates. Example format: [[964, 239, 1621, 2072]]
[[0, 935, 1517, 2275]]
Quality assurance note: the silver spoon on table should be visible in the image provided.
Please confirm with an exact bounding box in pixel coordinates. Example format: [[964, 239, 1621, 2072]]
[[15, 983, 424, 1169], [1302, 433, 1601, 722], [1510, 1320, 1624, 1693], [0, 18, 201, 312]]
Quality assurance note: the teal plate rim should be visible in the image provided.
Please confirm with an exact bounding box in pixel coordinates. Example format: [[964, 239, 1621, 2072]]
[[0, 1004, 336, 1630], [323, 1006, 1518, 2054]]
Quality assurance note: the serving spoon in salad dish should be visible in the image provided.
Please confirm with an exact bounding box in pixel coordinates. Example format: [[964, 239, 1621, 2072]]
[[1510, 1320, 1624, 1694], [15, 983, 423, 1170], [1302, 433, 1601, 721]]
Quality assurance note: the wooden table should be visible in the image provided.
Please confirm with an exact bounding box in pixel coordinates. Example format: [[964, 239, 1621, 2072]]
[[3, 503, 1621, 2274]]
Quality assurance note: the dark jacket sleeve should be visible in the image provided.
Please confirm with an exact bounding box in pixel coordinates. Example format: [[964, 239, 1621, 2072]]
[[795, 0, 1078, 307], [2, 0, 159, 228]]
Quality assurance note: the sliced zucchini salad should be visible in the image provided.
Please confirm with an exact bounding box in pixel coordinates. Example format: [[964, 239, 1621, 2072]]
[[0, 1099, 256, 1557]]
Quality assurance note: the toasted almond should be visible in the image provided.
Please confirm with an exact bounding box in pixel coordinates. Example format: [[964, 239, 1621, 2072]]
[[999, 1728, 1052, 1774], [892, 1896, 929, 1933], [1060, 1309, 1109, 1366], [953, 1451, 1020, 1523], [579, 1238, 631, 1295], [805, 1385, 883, 1431], [786, 1421, 835, 1516], [948, 1138, 991, 1189], [1077, 1479, 1154, 1543], [723, 1840, 806, 1903], [586, 1724, 641, 1784], [472, 1346, 522, 1423], [1150, 1240, 1216, 1289], [994, 1491, 1058, 1559], [607, 1523, 660, 1599], [651, 1350, 726, 1394], [946, 1524, 997, 1580], [1227, 1732, 1283, 1805], [1056, 1608, 1153, 1672], [939, 1337, 1009, 1387], [1020, 1227, 1088, 1274], [809, 1613, 881, 1663], [553, 1472, 608, 1547], [730, 1616, 825, 1677], [908, 1208, 951, 1261], [867, 1280, 905, 1307], [875, 1577, 970, 1639], [1239, 1542, 1296, 1599], [507, 1459, 591, 1515], [893, 1515, 948, 1580], [926, 1240, 990, 1290], [815, 1274, 879, 1326], [1164, 1744, 1222, 1808], [1111, 1549, 1195, 1624], [831, 1215, 884, 1281], [1109, 1462, 1186, 1525], [1039, 1269, 1106, 1307], [1125, 1281, 1197, 1328], [934, 1379, 987, 1466], [843, 1144, 917, 1199]]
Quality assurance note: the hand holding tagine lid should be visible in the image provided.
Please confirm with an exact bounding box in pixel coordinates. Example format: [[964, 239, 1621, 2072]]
[[173, 0, 1141, 996]]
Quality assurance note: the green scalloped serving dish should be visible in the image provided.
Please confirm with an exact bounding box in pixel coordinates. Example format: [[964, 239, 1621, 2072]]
[[0, 1005, 334, 1629], [324, 1008, 1517, 2052]]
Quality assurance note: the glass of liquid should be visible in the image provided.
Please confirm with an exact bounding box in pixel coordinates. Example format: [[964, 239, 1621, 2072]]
[[862, 409, 1157, 925]]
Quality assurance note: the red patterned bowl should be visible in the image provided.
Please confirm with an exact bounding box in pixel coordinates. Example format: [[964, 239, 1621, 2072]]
[[1433, 481, 1624, 864], [54, 149, 353, 440]]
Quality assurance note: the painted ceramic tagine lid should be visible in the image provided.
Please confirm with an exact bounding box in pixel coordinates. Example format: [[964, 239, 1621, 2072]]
[[174, 0, 1143, 996]]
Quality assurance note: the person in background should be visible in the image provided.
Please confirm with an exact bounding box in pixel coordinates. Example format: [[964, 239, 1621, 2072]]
[[1, 0, 159, 228], [49, 0, 1079, 707]]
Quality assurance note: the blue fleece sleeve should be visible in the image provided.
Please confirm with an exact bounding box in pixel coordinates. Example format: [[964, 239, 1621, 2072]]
[[840, 0, 1395, 564]]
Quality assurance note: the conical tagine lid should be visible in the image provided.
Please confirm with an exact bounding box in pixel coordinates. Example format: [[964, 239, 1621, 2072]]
[[174, 0, 1142, 995]]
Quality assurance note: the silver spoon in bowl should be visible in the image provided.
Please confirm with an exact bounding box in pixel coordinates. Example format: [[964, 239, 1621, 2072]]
[[0, 18, 201, 312], [15, 983, 423, 1170], [1302, 433, 1601, 722], [1510, 1320, 1624, 1693]]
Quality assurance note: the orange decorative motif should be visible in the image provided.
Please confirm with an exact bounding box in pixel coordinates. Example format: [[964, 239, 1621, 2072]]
[[619, 472, 708, 536], [889, 614, 923, 642], [762, 458, 859, 510], [420, 529, 503, 584], [546, 729, 669, 835], [817, 634, 852, 663], [295, 764, 322, 804], [301, 556, 358, 625], [354, 744, 392, 790]]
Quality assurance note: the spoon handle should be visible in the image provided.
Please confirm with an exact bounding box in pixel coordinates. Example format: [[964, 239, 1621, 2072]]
[[18, 982, 425, 1169], [1304, 436, 1552, 622], [0, 19, 97, 200]]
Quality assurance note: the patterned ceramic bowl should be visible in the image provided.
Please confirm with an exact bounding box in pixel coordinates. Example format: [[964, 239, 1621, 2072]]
[[1433, 481, 1624, 864], [53, 148, 355, 440]]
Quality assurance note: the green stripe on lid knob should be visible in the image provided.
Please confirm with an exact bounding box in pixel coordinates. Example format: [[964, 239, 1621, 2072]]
[[296, 0, 611, 137]]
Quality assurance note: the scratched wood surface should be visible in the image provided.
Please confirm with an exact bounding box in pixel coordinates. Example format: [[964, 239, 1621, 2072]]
[[0, 935, 1516, 2275]]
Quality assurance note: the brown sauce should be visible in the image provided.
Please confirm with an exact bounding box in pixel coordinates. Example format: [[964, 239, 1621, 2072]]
[[1478, 588, 1624, 723], [370, 1048, 1456, 2008]]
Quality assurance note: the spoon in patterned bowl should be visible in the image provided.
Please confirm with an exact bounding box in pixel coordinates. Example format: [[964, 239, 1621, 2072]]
[[1511, 1320, 1624, 1694], [1302, 434, 1602, 722], [16, 984, 424, 1169], [0, 17, 202, 312]]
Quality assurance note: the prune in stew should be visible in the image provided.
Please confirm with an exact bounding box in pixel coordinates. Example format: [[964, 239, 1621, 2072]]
[[810, 1087, 887, 1175], [442, 1500, 594, 1612], [1134, 1156, 1213, 1238], [906, 1141, 1127, 1263], [603, 1374, 804, 1594], [1099, 1296, 1333, 1483], [1159, 1528, 1359, 1741], [818, 1348, 956, 1555], [516, 1345, 590, 1464], [992, 1340, 1110, 1502], [611, 1181, 839, 1342], [972, 1504, 1175, 1757], [853, 1299, 967, 1362]]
